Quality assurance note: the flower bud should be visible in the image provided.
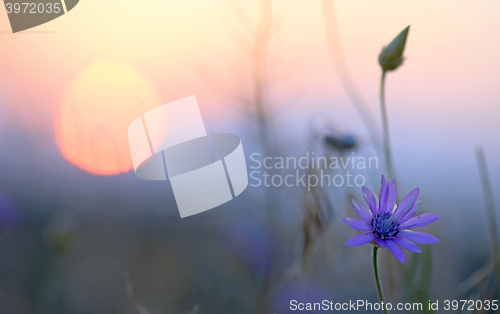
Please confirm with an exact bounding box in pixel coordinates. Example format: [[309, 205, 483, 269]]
[[378, 26, 410, 71], [324, 134, 356, 150]]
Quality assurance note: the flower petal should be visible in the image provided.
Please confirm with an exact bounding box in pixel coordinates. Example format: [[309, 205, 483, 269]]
[[342, 218, 371, 231], [394, 188, 420, 219], [362, 186, 378, 214], [399, 230, 439, 244], [373, 194, 380, 213], [401, 214, 440, 229], [351, 200, 372, 223], [379, 175, 390, 213], [400, 201, 422, 223], [387, 179, 398, 214], [345, 232, 375, 246], [387, 239, 405, 263], [394, 237, 421, 253], [375, 238, 387, 248]]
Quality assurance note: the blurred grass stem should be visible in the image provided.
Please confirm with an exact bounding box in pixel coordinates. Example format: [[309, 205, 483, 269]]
[[253, 0, 281, 312], [475, 147, 500, 286], [124, 271, 152, 314], [321, 0, 381, 148], [252, 0, 274, 156], [373, 246, 389, 314]]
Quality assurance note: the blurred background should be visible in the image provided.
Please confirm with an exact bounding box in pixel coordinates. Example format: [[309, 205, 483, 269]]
[[0, 0, 499, 313]]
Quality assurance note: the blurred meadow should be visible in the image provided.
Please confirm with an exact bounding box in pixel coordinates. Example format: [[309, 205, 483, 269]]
[[0, 0, 500, 313]]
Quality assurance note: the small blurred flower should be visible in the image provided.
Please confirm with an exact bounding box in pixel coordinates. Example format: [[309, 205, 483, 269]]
[[226, 218, 268, 275], [42, 211, 77, 255], [0, 195, 19, 239], [343, 175, 439, 263], [378, 26, 410, 71], [324, 134, 356, 151]]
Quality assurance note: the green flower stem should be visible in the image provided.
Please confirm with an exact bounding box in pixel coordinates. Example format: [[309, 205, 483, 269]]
[[373, 246, 389, 314], [380, 70, 394, 178]]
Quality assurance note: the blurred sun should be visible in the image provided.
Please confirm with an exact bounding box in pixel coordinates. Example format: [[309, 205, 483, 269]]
[[55, 61, 161, 175]]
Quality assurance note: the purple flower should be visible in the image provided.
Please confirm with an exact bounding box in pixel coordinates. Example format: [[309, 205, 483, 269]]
[[0, 195, 19, 238], [343, 175, 439, 264]]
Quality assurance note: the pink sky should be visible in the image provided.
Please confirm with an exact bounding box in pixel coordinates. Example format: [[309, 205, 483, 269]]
[[0, 0, 499, 174]]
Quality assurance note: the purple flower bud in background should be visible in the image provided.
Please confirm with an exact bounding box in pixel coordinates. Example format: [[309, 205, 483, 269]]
[[0, 195, 19, 239], [323, 127, 357, 151], [224, 217, 269, 275], [324, 134, 356, 150], [378, 26, 410, 71]]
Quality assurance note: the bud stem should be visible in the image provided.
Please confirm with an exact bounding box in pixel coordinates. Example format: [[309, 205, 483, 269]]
[[380, 70, 394, 178]]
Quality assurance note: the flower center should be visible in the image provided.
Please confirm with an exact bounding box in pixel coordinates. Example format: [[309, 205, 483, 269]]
[[371, 213, 399, 240]]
